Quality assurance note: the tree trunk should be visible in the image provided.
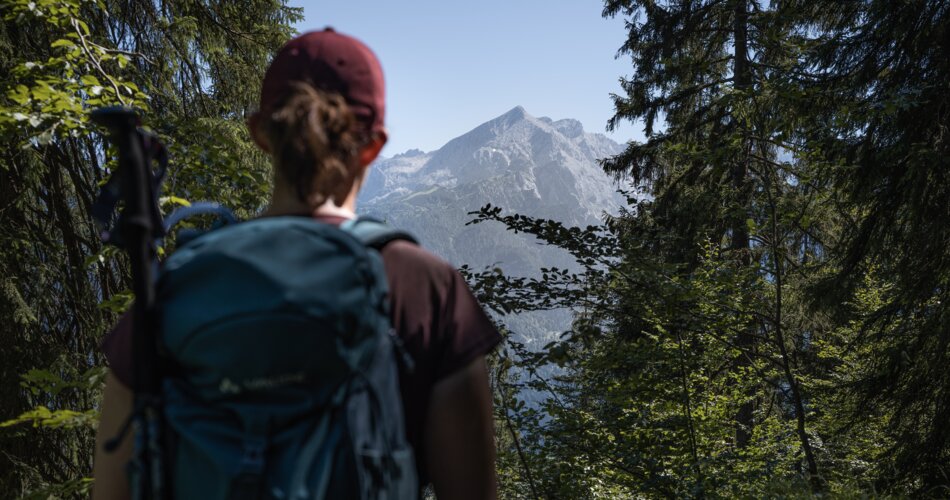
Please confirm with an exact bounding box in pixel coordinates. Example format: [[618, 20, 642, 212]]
[[766, 169, 821, 490], [732, 0, 755, 450]]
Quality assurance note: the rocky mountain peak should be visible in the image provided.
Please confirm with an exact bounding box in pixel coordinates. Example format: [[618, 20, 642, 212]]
[[394, 148, 426, 158], [360, 107, 624, 223], [500, 105, 528, 121], [553, 118, 584, 138]]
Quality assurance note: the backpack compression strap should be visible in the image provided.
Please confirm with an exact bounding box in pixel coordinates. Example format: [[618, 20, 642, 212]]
[[342, 216, 420, 374], [341, 217, 418, 250]]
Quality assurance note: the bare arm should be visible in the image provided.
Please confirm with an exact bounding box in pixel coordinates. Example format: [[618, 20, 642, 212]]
[[425, 355, 498, 500], [92, 372, 133, 500]]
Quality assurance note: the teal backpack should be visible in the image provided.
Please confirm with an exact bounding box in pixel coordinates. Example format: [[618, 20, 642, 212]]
[[156, 216, 419, 500]]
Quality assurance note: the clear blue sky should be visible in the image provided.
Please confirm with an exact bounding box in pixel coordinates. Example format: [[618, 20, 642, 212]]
[[294, 1, 643, 156]]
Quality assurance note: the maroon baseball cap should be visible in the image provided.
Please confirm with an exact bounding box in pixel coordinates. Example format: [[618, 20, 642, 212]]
[[260, 28, 385, 133]]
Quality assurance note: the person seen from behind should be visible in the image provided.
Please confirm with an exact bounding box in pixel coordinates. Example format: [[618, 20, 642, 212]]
[[93, 28, 500, 500]]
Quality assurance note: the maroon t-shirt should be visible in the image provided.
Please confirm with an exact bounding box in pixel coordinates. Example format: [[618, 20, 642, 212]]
[[100, 215, 501, 485]]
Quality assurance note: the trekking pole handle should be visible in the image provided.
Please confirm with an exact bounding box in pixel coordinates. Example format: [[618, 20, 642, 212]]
[[92, 106, 161, 392], [92, 106, 169, 500]]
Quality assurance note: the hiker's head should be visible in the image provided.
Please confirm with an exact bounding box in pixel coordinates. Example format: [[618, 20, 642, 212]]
[[250, 28, 387, 210]]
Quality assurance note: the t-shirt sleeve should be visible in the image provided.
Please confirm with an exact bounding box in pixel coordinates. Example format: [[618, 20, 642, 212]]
[[378, 240, 501, 483], [434, 267, 502, 379], [380, 240, 502, 381], [100, 311, 135, 388]]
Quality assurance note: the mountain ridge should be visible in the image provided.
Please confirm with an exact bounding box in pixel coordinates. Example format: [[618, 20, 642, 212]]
[[361, 106, 624, 224]]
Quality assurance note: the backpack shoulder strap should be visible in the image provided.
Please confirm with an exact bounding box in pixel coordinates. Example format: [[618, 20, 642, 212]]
[[340, 216, 418, 250], [163, 201, 240, 247]]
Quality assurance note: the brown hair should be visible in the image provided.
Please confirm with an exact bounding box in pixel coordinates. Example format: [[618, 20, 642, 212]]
[[258, 81, 365, 206]]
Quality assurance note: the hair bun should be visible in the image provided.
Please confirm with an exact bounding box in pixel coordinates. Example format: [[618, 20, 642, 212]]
[[261, 82, 362, 206]]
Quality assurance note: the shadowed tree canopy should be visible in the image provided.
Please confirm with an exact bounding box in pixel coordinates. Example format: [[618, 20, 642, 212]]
[[0, 0, 299, 496], [472, 0, 950, 497]]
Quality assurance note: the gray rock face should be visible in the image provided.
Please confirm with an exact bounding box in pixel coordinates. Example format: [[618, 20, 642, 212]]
[[359, 106, 623, 348]]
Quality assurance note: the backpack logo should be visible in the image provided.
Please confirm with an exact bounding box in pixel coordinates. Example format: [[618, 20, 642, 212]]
[[217, 372, 307, 395], [218, 378, 241, 394]]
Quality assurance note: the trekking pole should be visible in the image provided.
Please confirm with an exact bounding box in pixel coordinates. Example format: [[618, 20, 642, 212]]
[[91, 107, 168, 500]]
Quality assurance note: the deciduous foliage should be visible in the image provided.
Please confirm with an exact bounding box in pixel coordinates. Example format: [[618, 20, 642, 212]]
[[0, 0, 299, 496]]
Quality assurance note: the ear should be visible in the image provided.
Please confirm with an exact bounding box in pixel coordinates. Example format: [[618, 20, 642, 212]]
[[247, 112, 270, 153], [358, 129, 388, 168]]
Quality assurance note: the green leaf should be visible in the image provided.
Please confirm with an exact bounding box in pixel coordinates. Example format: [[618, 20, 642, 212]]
[[0, 406, 98, 429], [75, 19, 90, 36], [9, 84, 31, 104], [160, 195, 191, 207], [30, 83, 51, 100], [18, 477, 94, 500], [50, 38, 74, 49], [98, 289, 134, 314], [80, 75, 100, 87]]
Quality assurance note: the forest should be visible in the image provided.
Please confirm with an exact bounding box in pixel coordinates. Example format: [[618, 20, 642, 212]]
[[0, 0, 948, 498]]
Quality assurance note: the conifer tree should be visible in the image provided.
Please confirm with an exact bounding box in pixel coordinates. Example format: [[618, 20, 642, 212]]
[[601, 0, 820, 484], [475, 0, 949, 496], [780, 0, 950, 490]]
